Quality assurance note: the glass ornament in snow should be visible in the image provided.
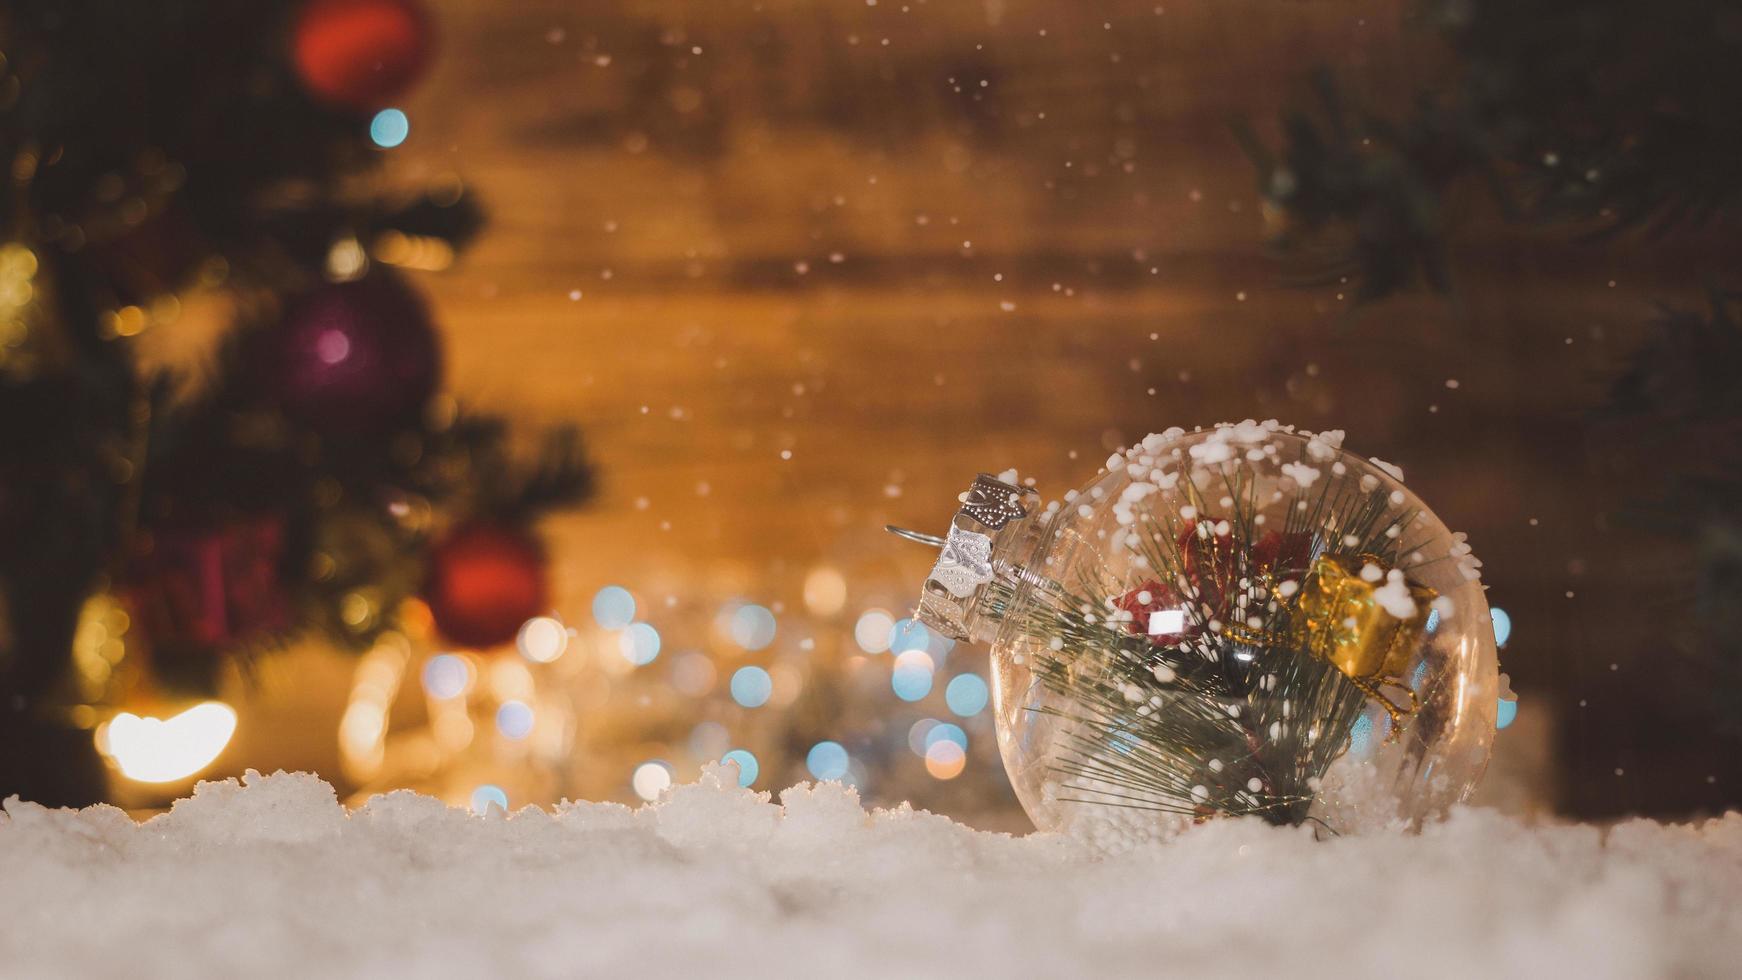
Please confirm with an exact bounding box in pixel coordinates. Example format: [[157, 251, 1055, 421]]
[[891, 421, 1495, 843]]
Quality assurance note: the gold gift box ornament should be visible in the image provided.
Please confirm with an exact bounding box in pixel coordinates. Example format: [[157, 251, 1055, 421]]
[[1295, 554, 1435, 728]]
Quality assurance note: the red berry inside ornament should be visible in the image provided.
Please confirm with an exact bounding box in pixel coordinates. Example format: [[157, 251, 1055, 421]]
[[424, 524, 549, 649], [256, 274, 441, 432], [292, 0, 434, 111]]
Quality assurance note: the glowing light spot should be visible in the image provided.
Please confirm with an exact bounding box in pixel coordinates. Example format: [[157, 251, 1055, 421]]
[[671, 651, 717, 696], [722, 749, 759, 786], [688, 720, 729, 759], [888, 617, 930, 653], [803, 566, 847, 615], [924, 739, 966, 779], [421, 654, 471, 700], [729, 603, 777, 650], [370, 108, 410, 148], [632, 760, 674, 801], [806, 741, 849, 780], [907, 718, 940, 756], [495, 700, 534, 739], [730, 665, 773, 707], [1492, 607, 1512, 648], [517, 616, 568, 663], [891, 657, 933, 702], [944, 673, 989, 717], [618, 622, 661, 665], [925, 722, 967, 752], [99, 702, 236, 783], [469, 784, 508, 815], [854, 608, 895, 653], [1497, 698, 1519, 730], [592, 585, 636, 629], [314, 328, 351, 365]]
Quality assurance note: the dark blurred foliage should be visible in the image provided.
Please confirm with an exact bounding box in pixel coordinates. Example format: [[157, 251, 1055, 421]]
[[1246, 0, 1742, 737], [0, 1, 589, 805]]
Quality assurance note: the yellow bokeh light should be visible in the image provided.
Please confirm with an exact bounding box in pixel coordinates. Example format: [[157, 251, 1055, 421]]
[[97, 702, 237, 784], [802, 566, 848, 616]]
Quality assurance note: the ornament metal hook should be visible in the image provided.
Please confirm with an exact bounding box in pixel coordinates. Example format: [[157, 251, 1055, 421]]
[[885, 525, 947, 549]]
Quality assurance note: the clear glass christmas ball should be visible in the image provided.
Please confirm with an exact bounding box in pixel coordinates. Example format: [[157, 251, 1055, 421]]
[[905, 422, 1496, 844]]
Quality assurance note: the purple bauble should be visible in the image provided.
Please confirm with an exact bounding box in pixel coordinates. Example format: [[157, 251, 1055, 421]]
[[260, 275, 442, 431]]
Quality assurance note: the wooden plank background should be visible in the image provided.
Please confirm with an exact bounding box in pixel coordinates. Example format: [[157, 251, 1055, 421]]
[[222, 0, 1735, 822]]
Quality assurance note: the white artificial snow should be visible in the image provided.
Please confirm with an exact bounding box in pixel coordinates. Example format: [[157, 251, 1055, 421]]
[[1374, 570, 1418, 619], [2, 770, 1739, 978]]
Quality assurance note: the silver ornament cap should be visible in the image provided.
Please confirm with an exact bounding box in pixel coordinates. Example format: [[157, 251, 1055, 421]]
[[887, 474, 1043, 643]]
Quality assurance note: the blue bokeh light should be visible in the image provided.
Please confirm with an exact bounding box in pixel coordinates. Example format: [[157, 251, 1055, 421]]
[[592, 586, 636, 630], [729, 603, 778, 650], [1492, 607, 1512, 648], [421, 654, 469, 700], [945, 673, 989, 716], [731, 665, 773, 708], [806, 741, 849, 780], [495, 700, 534, 740], [1496, 698, 1519, 730], [924, 722, 967, 752], [369, 108, 410, 148], [620, 622, 662, 665], [722, 748, 760, 786], [891, 661, 934, 702], [469, 784, 508, 815], [888, 617, 930, 654]]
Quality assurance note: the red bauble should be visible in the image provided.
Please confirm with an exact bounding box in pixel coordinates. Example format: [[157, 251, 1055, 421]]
[[255, 274, 441, 432], [292, 0, 434, 110], [424, 524, 549, 648]]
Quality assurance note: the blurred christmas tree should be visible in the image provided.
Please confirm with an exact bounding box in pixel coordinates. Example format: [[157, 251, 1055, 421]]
[[1244, 0, 1742, 737], [0, 0, 590, 806]]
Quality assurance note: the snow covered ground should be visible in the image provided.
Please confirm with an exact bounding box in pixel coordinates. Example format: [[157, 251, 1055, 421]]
[[2, 767, 1738, 979]]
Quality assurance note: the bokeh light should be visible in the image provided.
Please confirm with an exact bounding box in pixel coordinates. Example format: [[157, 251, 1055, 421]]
[[1492, 607, 1512, 648], [495, 700, 534, 740], [619, 622, 662, 665], [728, 603, 777, 650], [632, 760, 674, 801], [854, 608, 895, 653], [806, 740, 849, 780], [891, 654, 934, 702], [924, 722, 967, 753], [1497, 698, 1519, 730], [592, 585, 636, 630], [722, 748, 760, 786], [689, 720, 729, 758], [517, 616, 568, 663], [731, 665, 773, 708], [888, 617, 930, 654], [469, 784, 508, 814], [99, 702, 237, 784], [945, 673, 989, 717], [802, 566, 848, 616], [924, 739, 967, 780], [671, 651, 717, 697], [369, 108, 409, 148], [907, 718, 940, 756], [421, 653, 471, 700]]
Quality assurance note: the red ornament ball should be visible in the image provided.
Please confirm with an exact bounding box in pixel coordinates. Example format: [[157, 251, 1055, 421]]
[[256, 274, 441, 432], [292, 0, 434, 110], [424, 524, 549, 649]]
